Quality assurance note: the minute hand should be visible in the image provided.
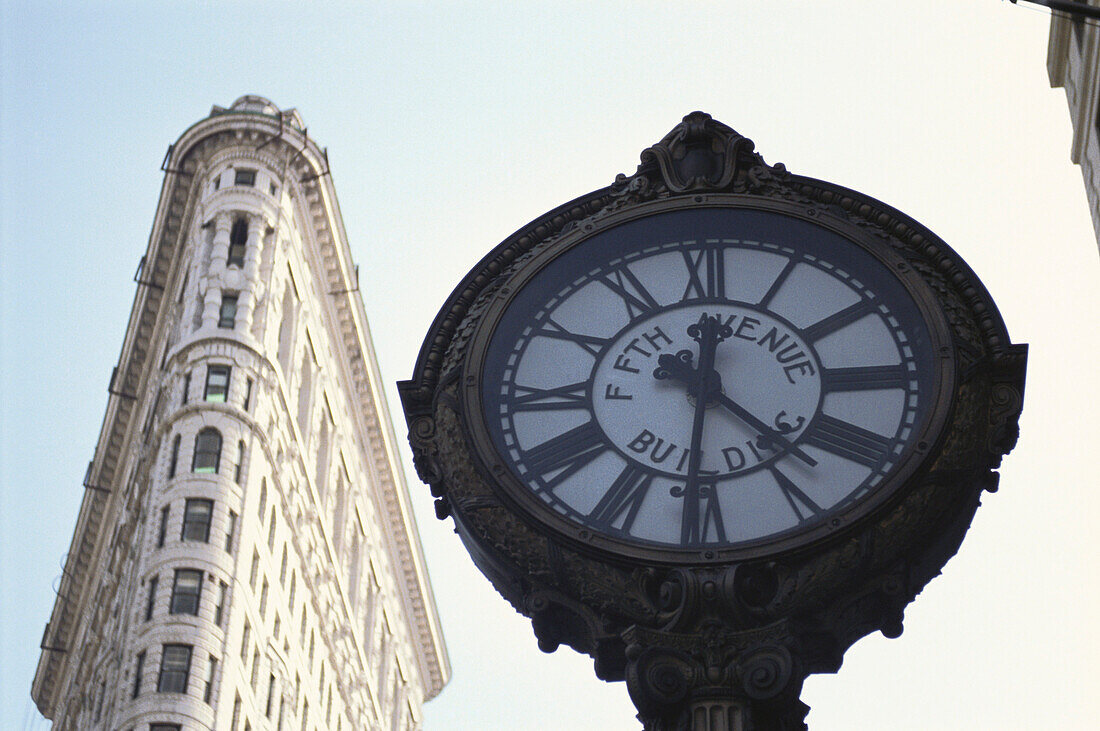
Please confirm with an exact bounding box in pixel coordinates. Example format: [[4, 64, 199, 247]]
[[713, 392, 818, 467]]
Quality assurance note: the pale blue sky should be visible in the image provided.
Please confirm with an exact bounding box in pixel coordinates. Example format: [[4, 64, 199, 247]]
[[3, 2, 1098, 729]]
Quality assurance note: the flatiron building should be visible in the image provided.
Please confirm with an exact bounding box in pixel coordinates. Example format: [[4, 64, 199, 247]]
[[31, 96, 449, 730]]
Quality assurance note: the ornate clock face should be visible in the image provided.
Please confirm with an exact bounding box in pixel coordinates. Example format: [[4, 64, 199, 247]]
[[476, 205, 946, 555]]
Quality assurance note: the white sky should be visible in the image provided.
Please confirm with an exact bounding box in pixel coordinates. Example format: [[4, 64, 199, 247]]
[[2, 2, 1098, 729]]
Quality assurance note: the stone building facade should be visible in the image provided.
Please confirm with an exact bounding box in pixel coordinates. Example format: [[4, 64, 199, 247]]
[[31, 96, 449, 730], [1048, 1, 1100, 250]]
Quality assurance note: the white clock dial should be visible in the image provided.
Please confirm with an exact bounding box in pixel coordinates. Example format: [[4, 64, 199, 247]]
[[481, 208, 934, 550]]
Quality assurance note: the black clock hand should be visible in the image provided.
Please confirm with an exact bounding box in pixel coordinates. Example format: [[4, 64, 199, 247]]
[[679, 314, 726, 544], [712, 392, 818, 467], [654, 320, 818, 468], [680, 360, 710, 543]]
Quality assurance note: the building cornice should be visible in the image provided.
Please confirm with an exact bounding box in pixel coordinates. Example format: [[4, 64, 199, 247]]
[[1047, 5, 1072, 85]]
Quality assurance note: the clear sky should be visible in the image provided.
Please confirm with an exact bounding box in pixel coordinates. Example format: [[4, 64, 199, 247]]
[[2, 2, 1098, 729]]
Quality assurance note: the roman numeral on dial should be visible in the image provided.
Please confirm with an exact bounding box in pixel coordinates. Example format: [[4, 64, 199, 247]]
[[759, 257, 798, 309], [802, 414, 894, 468], [680, 481, 727, 545], [535, 317, 610, 357], [681, 244, 726, 300], [588, 464, 654, 534], [509, 382, 590, 412], [521, 421, 607, 488], [769, 467, 824, 524], [599, 266, 660, 318], [802, 300, 877, 342], [821, 364, 910, 392]]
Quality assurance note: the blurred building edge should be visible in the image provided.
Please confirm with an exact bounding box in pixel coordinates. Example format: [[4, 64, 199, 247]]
[[1048, 1, 1100, 252], [31, 96, 450, 730]]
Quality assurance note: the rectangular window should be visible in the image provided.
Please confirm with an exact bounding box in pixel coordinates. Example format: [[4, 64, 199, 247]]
[[250, 648, 260, 689], [204, 364, 231, 402], [234, 168, 256, 187], [145, 576, 158, 621], [234, 440, 246, 484], [267, 507, 277, 549], [219, 294, 238, 329], [170, 568, 203, 615], [157, 505, 169, 548], [157, 644, 192, 693], [228, 220, 247, 268], [250, 549, 260, 588], [182, 498, 214, 542], [94, 680, 105, 721], [258, 479, 267, 518], [269, 182, 278, 196], [260, 578, 269, 617], [214, 580, 228, 626], [168, 435, 181, 478], [226, 510, 237, 553], [143, 388, 162, 435], [133, 650, 146, 698], [266, 674, 276, 718], [150, 724, 182, 731], [204, 655, 217, 704], [231, 693, 242, 731], [243, 377, 253, 411], [279, 545, 288, 585], [182, 372, 191, 405], [241, 621, 251, 660]]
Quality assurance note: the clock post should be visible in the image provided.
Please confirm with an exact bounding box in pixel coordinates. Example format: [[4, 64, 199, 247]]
[[399, 113, 1026, 730]]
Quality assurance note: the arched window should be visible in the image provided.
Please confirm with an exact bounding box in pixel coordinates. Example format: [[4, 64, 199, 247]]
[[228, 219, 247, 267], [192, 428, 222, 473]]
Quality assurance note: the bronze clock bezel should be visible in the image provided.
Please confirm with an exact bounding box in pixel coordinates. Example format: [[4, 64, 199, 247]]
[[458, 194, 958, 566]]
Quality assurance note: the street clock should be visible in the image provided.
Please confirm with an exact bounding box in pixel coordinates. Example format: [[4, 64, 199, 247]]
[[399, 113, 1026, 730]]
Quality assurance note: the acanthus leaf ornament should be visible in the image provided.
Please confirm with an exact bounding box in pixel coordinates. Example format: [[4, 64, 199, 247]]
[[398, 113, 1026, 730], [638, 111, 785, 195]]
